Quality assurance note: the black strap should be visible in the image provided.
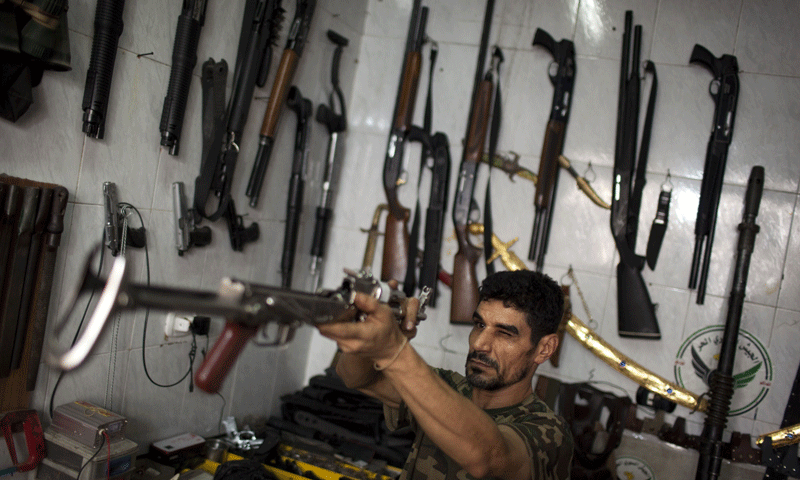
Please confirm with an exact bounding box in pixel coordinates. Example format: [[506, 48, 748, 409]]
[[483, 48, 503, 275], [646, 184, 671, 270]]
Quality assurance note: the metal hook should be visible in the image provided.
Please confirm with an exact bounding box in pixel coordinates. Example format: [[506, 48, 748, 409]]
[[583, 162, 596, 183]]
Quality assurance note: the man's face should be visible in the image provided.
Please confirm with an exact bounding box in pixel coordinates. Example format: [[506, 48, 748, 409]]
[[465, 299, 537, 391]]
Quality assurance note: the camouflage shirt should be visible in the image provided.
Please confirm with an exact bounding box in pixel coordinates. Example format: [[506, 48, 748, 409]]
[[384, 369, 572, 480]]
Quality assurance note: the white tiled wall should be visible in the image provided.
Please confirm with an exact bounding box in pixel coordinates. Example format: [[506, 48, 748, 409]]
[[1, 0, 798, 467]]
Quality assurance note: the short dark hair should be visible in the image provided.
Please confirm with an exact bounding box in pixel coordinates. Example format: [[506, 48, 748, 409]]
[[478, 270, 564, 344]]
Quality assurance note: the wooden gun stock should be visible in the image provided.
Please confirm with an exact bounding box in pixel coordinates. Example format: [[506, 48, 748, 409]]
[[451, 224, 481, 325], [381, 208, 410, 282]]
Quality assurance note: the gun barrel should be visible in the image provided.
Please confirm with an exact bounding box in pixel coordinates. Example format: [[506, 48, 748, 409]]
[[160, 0, 207, 155], [82, 0, 126, 139]]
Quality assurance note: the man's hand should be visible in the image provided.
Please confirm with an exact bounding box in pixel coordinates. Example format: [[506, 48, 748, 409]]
[[318, 291, 420, 365]]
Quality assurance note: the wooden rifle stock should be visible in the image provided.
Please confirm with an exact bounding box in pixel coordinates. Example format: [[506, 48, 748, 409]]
[[451, 224, 481, 325], [381, 208, 410, 282]]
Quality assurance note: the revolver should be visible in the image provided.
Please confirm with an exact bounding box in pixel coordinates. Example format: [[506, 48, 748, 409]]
[[47, 246, 428, 393]]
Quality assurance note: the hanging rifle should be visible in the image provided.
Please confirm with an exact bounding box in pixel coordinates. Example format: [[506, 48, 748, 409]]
[[246, 0, 317, 208], [610, 11, 660, 339], [280, 86, 312, 288], [694, 166, 763, 480], [310, 30, 349, 292], [380, 0, 427, 283], [194, 0, 283, 250], [450, 0, 497, 324], [82, 0, 125, 139], [688, 44, 739, 305], [415, 132, 450, 308], [160, 0, 209, 156], [527, 28, 576, 272]]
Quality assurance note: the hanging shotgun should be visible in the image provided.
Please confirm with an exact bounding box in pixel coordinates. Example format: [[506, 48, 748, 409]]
[[688, 44, 739, 305], [450, 0, 497, 325], [194, 0, 283, 250], [280, 86, 312, 288], [310, 30, 349, 292], [160, 0, 209, 156], [694, 166, 763, 480], [610, 11, 660, 339], [380, 0, 427, 283], [527, 28, 576, 272], [246, 0, 317, 209]]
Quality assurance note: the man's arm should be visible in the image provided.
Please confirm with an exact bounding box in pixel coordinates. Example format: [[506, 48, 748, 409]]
[[318, 294, 533, 480]]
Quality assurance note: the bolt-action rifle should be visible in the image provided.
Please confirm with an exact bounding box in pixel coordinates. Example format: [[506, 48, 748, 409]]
[[450, 0, 498, 325], [380, 0, 428, 283], [47, 248, 429, 394], [160, 0, 209, 156], [610, 11, 660, 339], [687, 44, 739, 305], [246, 0, 317, 208], [527, 28, 576, 272], [280, 86, 312, 288]]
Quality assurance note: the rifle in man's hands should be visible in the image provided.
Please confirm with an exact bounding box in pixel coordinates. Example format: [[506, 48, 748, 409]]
[[380, 0, 428, 283], [527, 28, 576, 272]]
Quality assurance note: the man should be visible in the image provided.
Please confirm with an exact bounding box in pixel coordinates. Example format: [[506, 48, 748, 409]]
[[317, 270, 573, 480]]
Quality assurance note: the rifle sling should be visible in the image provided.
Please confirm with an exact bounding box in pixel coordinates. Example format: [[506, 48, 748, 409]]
[[616, 61, 658, 270]]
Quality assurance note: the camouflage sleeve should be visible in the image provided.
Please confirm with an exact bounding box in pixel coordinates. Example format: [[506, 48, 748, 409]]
[[383, 368, 461, 432], [502, 412, 573, 480]]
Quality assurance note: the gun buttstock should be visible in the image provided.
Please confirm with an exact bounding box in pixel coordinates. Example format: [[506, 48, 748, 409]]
[[381, 209, 410, 282], [616, 262, 660, 339], [451, 240, 481, 324], [195, 322, 259, 393]]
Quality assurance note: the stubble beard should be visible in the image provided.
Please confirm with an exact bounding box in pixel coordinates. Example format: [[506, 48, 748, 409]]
[[465, 351, 530, 392]]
